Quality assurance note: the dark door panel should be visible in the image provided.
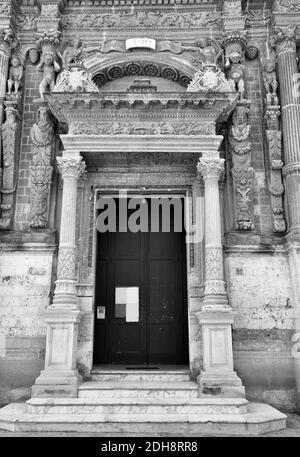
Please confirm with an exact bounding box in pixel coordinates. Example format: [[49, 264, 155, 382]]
[[93, 197, 188, 365]]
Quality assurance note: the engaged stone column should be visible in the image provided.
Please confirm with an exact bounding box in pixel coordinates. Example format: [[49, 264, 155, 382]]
[[52, 155, 86, 308], [196, 150, 244, 396], [32, 154, 85, 398], [271, 26, 300, 230]]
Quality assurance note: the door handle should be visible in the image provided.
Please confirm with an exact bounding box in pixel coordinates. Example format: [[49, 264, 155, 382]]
[[97, 306, 105, 319]]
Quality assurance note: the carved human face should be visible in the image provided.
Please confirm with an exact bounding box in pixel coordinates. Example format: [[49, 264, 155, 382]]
[[11, 57, 20, 67], [230, 52, 241, 64], [265, 60, 275, 72], [44, 54, 53, 66]]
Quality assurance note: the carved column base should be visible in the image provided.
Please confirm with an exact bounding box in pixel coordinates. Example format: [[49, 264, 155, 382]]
[[195, 310, 245, 397], [31, 309, 82, 398]]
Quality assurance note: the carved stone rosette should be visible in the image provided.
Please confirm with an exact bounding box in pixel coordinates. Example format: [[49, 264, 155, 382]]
[[29, 103, 54, 228], [0, 101, 21, 230], [229, 100, 254, 230]]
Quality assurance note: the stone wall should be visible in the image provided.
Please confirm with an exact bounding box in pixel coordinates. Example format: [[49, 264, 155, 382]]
[[226, 251, 296, 411], [0, 248, 54, 404]]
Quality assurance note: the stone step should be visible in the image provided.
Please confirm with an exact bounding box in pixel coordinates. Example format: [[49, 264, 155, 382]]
[[78, 381, 199, 399], [0, 402, 287, 435], [91, 369, 190, 383], [26, 397, 249, 415]]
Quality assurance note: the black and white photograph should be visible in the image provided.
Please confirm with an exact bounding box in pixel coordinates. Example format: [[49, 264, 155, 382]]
[[0, 0, 299, 446]]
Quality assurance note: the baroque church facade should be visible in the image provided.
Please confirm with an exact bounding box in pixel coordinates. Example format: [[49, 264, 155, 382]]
[[0, 0, 299, 433]]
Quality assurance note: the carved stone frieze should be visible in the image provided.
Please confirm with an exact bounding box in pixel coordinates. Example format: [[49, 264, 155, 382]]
[[0, 102, 21, 230], [61, 11, 222, 30], [29, 104, 55, 229], [69, 121, 216, 136]]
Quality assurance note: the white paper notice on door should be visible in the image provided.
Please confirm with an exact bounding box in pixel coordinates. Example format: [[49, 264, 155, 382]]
[[115, 287, 139, 322]]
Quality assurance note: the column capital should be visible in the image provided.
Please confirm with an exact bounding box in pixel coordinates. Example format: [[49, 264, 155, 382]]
[[57, 155, 86, 180], [270, 25, 298, 54], [197, 157, 225, 181]]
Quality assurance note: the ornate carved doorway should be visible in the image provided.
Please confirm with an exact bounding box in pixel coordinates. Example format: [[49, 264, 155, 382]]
[[93, 197, 189, 365]]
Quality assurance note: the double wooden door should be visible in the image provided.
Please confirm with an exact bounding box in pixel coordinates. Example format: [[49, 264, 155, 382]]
[[93, 198, 188, 365]]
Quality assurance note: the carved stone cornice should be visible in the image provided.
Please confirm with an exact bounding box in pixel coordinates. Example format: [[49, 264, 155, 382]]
[[57, 155, 86, 180], [44, 91, 238, 127], [270, 25, 298, 53], [197, 157, 225, 181]]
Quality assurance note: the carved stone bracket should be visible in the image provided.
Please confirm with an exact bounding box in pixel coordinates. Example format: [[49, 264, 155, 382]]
[[229, 100, 254, 231], [29, 102, 55, 228], [0, 101, 21, 230]]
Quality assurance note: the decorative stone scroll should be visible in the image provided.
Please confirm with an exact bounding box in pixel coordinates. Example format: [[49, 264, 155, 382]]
[[69, 121, 216, 136], [229, 101, 254, 231], [29, 103, 54, 229], [61, 11, 222, 30], [0, 102, 21, 230]]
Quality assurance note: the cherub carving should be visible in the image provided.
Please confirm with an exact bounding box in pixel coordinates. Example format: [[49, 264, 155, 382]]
[[37, 52, 60, 98], [225, 51, 245, 99], [182, 38, 223, 68], [263, 59, 279, 106], [7, 56, 23, 95], [62, 36, 83, 69]]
